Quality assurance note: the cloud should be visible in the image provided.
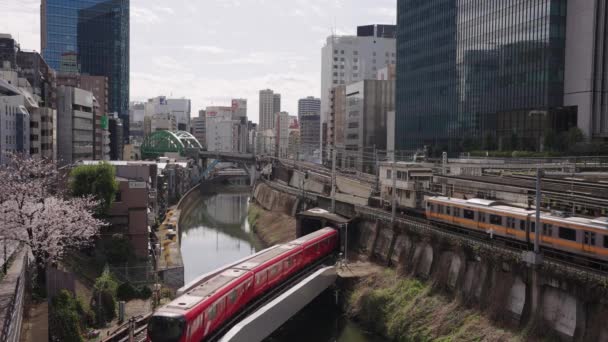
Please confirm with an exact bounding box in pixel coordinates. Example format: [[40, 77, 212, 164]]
[[183, 45, 230, 54], [131, 6, 161, 24]]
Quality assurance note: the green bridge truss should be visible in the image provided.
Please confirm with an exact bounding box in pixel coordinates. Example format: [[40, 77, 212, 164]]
[[141, 130, 202, 160]]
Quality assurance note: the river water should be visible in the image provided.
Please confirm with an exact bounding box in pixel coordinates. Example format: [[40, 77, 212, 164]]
[[179, 187, 386, 342]]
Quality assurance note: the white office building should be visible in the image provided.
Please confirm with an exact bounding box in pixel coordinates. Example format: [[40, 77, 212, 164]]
[[144, 96, 191, 132], [320, 25, 396, 156], [259, 89, 281, 131]]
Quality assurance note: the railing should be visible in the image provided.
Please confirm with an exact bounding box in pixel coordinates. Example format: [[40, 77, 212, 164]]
[[0, 252, 27, 342]]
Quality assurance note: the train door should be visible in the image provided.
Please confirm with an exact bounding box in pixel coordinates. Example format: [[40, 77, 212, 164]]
[[583, 231, 596, 254]]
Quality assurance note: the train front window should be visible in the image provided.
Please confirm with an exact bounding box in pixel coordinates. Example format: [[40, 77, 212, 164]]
[[148, 315, 186, 342]]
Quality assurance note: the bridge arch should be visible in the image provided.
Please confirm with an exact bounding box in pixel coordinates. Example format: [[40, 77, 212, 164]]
[[141, 130, 202, 160]]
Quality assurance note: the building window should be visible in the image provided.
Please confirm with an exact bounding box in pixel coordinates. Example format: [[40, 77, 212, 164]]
[[353, 58, 358, 63], [387, 170, 391, 179], [373, 52, 376, 56], [340, 50, 344, 54], [353, 51, 358, 55]]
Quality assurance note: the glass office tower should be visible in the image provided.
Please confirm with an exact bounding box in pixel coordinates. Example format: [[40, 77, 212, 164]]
[[41, 0, 129, 141], [396, 0, 574, 152]]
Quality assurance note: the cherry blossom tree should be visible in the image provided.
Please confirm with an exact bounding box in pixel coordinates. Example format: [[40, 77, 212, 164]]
[[0, 154, 106, 285]]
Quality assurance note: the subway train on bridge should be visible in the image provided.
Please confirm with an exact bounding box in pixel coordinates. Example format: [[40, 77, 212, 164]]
[[147, 228, 338, 342], [426, 197, 608, 263]]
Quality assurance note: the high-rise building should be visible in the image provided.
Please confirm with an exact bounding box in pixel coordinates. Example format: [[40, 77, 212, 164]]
[[205, 100, 249, 153], [321, 25, 396, 159], [300, 113, 321, 160], [56, 86, 95, 165], [144, 96, 191, 132], [273, 94, 281, 115], [0, 79, 33, 164], [191, 110, 206, 148], [395, 0, 605, 151], [57, 74, 109, 160], [108, 113, 123, 160], [344, 80, 395, 173], [275, 112, 290, 158], [298, 96, 320, 120], [41, 0, 130, 141], [0, 34, 18, 69], [328, 85, 346, 152], [206, 106, 236, 153], [259, 89, 281, 131]]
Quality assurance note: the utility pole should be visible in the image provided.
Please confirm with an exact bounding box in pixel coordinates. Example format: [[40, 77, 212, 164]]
[[534, 168, 543, 254], [374, 146, 379, 194], [391, 159, 397, 223], [331, 147, 337, 213]]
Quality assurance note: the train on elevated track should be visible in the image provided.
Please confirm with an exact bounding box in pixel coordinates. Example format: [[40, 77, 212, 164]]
[[426, 197, 608, 263], [147, 228, 338, 342]]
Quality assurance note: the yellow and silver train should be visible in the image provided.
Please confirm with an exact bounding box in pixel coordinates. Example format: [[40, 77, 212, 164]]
[[426, 197, 608, 261]]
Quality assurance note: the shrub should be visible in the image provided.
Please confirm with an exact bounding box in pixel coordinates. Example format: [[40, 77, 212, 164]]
[[50, 290, 84, 342], [117, 282, 138, 301], [70, 162, 119, 216], [104, 234, 133, 264], [91, 269, 118, 326], [138, 285, 153, 300]]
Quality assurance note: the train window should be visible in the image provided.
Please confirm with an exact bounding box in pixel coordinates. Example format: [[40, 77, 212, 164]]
[[453, 207, 460, 217], [558, 227, 576, 241], [506, 217, 515, 229], [489, 214, 502, 225], [604, 236, 608, 248], [429, 203, 435, 212], [530, 222, 535, 233], [463, 209, 474, 220], [446, 206, 451, 215], [584, 232, 596, 245], [228, 289, 238, 304], [256, 273, 265, 285], [542, 224, 553, 236], [207, 304, 217, 321], [519, 221, 526, 231], [479, 213, 486, 223]]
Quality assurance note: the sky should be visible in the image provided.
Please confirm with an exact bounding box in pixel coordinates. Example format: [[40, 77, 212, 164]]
[[0, 0, 396, 123]]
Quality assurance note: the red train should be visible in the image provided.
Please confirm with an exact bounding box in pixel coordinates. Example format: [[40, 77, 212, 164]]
[[147, 227, 339, 342]]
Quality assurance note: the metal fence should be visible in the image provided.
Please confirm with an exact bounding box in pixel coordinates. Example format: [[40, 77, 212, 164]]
[[0, 252, 27, 342]]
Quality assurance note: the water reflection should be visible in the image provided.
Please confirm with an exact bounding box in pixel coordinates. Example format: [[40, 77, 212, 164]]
[[180, 190, 262, 283]]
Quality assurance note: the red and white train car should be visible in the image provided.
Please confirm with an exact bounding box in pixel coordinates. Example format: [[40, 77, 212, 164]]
[[147, 227, 338, 342]]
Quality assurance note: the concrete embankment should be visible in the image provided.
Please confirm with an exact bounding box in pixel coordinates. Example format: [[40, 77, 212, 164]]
[[251, 181, 608, 342], [248, 182, 298, 246], [156, 183, 204, 290]]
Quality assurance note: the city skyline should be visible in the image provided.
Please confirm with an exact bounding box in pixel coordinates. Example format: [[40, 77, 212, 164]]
[[0, 0, 397, 124]]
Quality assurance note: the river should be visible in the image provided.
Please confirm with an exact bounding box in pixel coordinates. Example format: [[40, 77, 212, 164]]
[[179, 187, 386, 342]]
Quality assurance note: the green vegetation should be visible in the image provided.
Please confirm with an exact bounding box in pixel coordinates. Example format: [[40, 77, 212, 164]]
[[49, 290, 85, 342], [103, 234, 134, 264], [70, 162, 119, 216], [247, 205, 262, 232], [346, 270, 517, 341], [91, 269, 118, 327], [117, 282, 153, 301]]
